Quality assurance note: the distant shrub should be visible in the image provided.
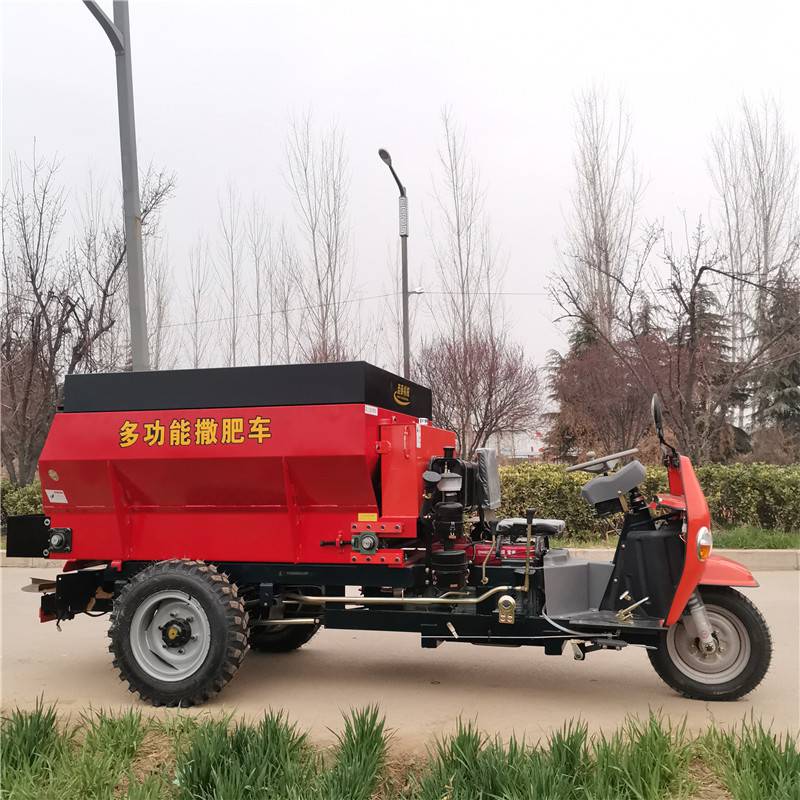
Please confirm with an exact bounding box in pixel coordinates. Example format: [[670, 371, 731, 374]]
[[1, 478, 43, 533], [499, 462, 799, 540], [694, 463, 800, 532]]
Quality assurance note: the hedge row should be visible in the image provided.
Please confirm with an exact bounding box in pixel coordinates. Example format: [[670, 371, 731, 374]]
[[499, 462, 800, 540], [3, 463, 799, 541], [0, 479, 43, 532]]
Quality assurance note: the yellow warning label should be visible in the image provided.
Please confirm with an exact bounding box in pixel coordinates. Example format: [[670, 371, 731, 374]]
[[357, 512, 378, 522]]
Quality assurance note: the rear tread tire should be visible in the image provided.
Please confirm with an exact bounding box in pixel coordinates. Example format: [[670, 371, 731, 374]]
[[249, 623, 320, 653], [108, 559, 248, 707], [648, 586, 772, 701]]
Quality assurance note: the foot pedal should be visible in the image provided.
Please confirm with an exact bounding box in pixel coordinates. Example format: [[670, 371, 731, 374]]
[[22, 577, 57, 593]]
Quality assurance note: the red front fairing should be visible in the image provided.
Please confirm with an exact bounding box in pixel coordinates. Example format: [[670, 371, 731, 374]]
[[664, 456, 708, 624], [700, 555, 758, 588], [663, 455, 757, 624], [37, 403, 454, 565]]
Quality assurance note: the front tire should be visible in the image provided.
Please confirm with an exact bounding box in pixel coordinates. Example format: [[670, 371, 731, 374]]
[[108, 560, 249, 707], [648, 586, 772, 701]]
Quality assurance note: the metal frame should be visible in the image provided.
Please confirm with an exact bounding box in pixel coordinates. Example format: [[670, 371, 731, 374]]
[[39, 557, 668, 653]]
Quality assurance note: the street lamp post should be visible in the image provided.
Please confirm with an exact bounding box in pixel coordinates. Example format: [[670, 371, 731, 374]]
[[84, 0, 149, 371], [378, 148, 410, 379]]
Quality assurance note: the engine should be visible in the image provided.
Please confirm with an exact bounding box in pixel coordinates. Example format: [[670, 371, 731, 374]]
[[420, 446, 502, 590]]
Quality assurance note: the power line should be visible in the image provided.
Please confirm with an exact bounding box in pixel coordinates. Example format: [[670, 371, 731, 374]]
[[2, 287, 554, 332], [425, 290, 550, 297], [159, 289, 552, 330], [157, 290, 398, 330]]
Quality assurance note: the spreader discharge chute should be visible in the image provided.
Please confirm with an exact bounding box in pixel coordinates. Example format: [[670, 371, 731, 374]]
[[7, 363, 772, 706]]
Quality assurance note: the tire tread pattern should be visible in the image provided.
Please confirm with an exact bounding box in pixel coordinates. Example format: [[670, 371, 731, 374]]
[[108, 559, 249, 707], [249, 623, 320, 653], [648, 586, 772, 701]]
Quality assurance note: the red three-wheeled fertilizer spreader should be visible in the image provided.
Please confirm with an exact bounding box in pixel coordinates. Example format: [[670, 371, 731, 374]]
[[7, 362, 772, 706]]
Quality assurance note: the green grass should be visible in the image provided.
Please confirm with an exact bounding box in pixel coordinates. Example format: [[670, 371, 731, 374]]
[[2, 704, 798, 799], [0, 702, 148, 800], [700, 717, 800, 800], [173, 710, 315, 798], [168, 705, 388, 800], [711, 526, 800, 549], [0, 698, 66, 794], [407, 714, 691, 800], [553, 524, 800, 550]]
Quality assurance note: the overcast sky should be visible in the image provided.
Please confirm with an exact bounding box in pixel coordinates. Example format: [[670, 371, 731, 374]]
[[3, 0, 799, 369]]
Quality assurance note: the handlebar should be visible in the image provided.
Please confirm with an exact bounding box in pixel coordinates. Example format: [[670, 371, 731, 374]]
[[565, 448, 640, 473]]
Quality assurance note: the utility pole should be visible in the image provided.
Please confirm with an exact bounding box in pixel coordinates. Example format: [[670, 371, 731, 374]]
[[378, 148, 410, 379], [84, 0, 149, 370]]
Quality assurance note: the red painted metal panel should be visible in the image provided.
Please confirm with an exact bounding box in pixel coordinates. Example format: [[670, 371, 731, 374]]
[[380, 421, 456, 520], [651, 493, 686, 511], [665, 456, 712, 624], [700, 555, 759, 587], [37, 403, 451, 566]]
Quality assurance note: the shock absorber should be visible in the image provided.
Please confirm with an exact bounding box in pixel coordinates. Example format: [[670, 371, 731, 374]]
[[686, 591, 717, 653]]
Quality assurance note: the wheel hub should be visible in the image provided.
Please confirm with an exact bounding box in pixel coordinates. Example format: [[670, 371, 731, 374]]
[[161, 618, 192, 648], [667, 603, 750, 684], [698, 635, 718, 655], [129, 591, 211, 682]]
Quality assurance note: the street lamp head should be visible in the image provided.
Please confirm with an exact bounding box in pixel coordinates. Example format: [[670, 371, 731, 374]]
[[378, 148, 392, 167]]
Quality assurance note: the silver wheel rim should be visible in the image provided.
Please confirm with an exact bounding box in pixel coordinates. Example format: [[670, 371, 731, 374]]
[[666, 602, 751, 684], [129, 590, 211, 682]]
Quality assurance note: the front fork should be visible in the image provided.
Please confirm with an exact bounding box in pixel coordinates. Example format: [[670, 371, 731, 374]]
[[685, 590, 717, 653]]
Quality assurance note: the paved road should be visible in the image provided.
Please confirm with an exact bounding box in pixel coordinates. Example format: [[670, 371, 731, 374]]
[[1, 568, 797, 748]]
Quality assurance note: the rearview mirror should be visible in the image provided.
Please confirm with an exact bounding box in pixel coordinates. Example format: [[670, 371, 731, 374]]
[[651, 394, 664, 441]]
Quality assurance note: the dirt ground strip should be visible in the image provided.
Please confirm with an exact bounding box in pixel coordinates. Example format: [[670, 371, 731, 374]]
[[687, 760, 733, 800]]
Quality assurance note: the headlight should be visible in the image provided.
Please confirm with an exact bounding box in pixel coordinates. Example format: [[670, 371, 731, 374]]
[[696, 526, 713, 560]]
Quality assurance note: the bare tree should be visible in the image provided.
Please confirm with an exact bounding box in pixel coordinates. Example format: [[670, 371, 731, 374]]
[[65, 166, 174, 374], [710, 98, 800, 425], [423, 110, 542, 458], [740, 99, 799, 301], [145, 237, 176, 370], [270, 225, 300, 364], [215, 183, 244, 366], [554, 215, 797, 460], [66, 175, 124, 373], [417, 330, 542, 460], [246, 199, 272, 364], [431, 109, 496, 343], [709, 110, 752, 395], [1, 153, 66, 484], [559, 88, 657, 339], [286, 113, 352, 362], [183, 236, 212, 368], [548, 337, 653, 456], [1, 150, 173, 483]]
